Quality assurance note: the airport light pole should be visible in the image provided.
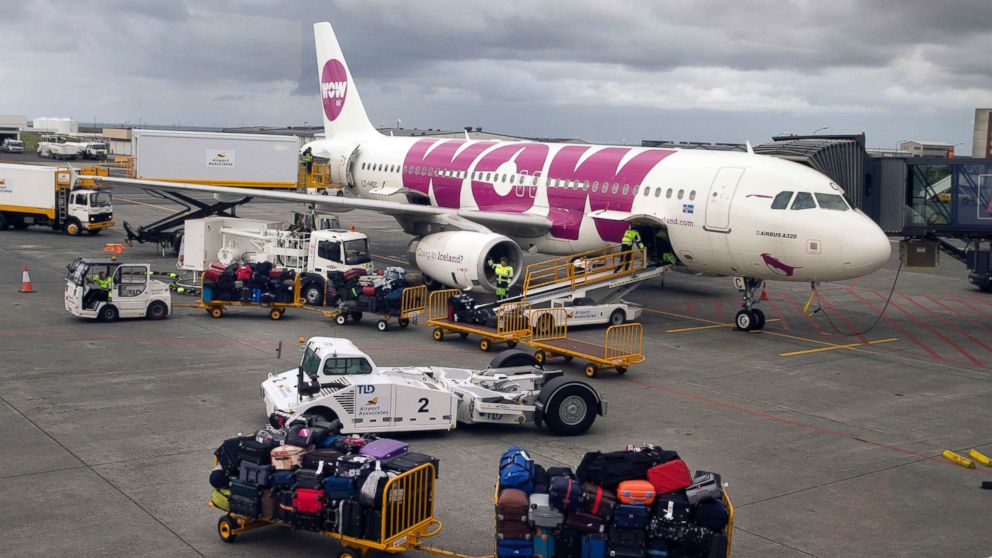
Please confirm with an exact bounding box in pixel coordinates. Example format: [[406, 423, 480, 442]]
[[812, 126, 828, 135]]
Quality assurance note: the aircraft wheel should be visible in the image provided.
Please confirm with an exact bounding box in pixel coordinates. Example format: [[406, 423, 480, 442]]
[[752, 308, 766, 330], [432, 327, 444, 341], [377, 319, 388, 332], [735, 309, 756, 331]]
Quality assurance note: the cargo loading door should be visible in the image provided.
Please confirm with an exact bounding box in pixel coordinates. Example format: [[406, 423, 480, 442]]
[[704, 167, 744, 233], [331, 145, 361, 188]]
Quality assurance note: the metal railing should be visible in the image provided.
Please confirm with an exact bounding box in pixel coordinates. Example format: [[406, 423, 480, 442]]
[[529, 307, 569, 342], [298, 161, 333, 190], [427, 289, 462, 322], [380, 463, 437, 548], [604, 323, 644, 362], [521, 246, 648, 296], [495, 302, 532, 337], [401, 285, 428, 320]]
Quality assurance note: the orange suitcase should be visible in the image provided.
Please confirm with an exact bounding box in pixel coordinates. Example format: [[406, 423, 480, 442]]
[[616, 479, 656, 505]]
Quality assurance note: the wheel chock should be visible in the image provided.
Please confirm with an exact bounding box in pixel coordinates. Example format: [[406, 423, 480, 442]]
[[942, 450, 975, 469], [968, 449, 992, 467]]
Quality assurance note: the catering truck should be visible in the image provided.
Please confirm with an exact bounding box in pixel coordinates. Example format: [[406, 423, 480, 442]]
[[0, 163, 114, 234], [131, 129, 300, 189]]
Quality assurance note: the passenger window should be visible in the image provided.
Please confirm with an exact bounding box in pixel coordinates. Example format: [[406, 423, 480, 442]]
[[689, 190, 696, 201], [654, 188, 661, 198], [632, 185, 638, 195], [532, 175, 540, 186], [612, 183, 619, 194], [666, 188, 673, 198], [815, 193, 850, 211], [677, 189, 684, 200], [643, 186, 650, 196], [791, 191, 816, 210]]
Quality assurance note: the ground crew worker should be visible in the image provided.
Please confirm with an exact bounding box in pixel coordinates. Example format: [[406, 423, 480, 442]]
[[618, 224, 644, 271], [84, 270, 112, 309], [488, 256, 514, 300], [300, 147, 314, 177], [656, 228, 678, 265]]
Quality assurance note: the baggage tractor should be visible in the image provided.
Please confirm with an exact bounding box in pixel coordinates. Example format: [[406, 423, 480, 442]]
[[323, 476, 355, 500], [338, 499, 364, 537], [608, 524, 647, 558], [614, 504, 651, 529], [497, 539, 533, 557], [529, 493, 564, 528], [238, 461, 272, 487], [582, 482, 617, 519], [291, 512, 324, 532], [549, 476, 582, 512], [293, 487, 325, 514], [384, 452, 440, 478], [359, 438, 409, 460], [533, 526, 556, 558], [581, 533, 607, 558], [565, 511, 606, 534], [495, 488, 531, 540], [617, 480, 656, 505], [271, 445, 305, 470], [647, 460, 691, 495]]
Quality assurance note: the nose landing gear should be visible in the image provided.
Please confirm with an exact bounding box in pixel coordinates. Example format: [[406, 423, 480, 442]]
[[735, 277, 766, 332]]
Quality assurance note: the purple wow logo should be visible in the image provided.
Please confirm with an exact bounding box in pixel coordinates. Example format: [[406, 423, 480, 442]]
[[320, 59, 348, 121]]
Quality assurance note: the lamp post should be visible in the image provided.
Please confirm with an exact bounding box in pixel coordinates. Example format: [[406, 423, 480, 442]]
[[812, 126, 829, 135]]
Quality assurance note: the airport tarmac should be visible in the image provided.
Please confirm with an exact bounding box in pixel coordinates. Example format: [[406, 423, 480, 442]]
[[1, 187, 990, 558]]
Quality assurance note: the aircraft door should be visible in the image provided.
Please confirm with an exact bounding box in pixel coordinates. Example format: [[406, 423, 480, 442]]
[[704, 167, 745, 232]]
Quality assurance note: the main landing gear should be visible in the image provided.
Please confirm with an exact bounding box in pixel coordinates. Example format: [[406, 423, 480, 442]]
[[735, 277, 766, 332]]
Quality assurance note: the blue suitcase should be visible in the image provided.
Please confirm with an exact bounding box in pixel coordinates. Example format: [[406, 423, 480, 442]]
[[581, 534, 607, 558], [497, 539, 532, 557], [533, 527, 556, 558], [614, 503, 651, 529]]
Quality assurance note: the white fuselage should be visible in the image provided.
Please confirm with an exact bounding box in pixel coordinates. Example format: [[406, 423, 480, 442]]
[[308, 135, 890, 283]]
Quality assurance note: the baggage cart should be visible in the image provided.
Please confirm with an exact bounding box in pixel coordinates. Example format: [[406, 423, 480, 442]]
[[212, 463, 489, 558], [527, 307, 644, 377], [196, 274, 303, 320], [320, 284, 427, 332], [427, 289, 531, 352]]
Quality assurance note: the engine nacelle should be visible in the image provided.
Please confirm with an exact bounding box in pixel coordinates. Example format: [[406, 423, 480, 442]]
[[407, 232, 524, 293]]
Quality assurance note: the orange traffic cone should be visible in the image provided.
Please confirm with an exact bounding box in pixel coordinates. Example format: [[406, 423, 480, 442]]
[[18, 264, 35, 293], [759, 282, 768, 301]]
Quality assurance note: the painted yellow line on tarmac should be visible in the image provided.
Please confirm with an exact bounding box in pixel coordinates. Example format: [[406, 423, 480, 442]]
[[666, 318, 780, 333], [117, 197, 181, 213], [779, 337, 899, 357], [644, 308, 725, 325], [374, 253, 409, 265]]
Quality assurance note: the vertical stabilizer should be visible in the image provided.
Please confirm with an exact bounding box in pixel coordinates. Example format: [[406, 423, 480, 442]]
[[313, 22, 377, 139]]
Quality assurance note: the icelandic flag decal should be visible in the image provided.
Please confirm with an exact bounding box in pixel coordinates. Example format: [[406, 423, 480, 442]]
[[682, 204, 694, 214]]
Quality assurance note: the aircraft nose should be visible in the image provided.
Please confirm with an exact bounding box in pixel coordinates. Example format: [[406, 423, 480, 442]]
[[842, 218, 891, 275]]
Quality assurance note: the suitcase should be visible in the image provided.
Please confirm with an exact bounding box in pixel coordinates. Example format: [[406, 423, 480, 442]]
[[582, 482, 617, 519], [293, 487, 325, 514], [323, 476, 356, 500], [707, 534, 728, 558], [237, 439, 273, 465], [300, 448, 342, 477], [529, 493, 564, 528], [555, 529, 582, 558], [344, 268, 367, 281], [275, 490, 295, 523], [533, 527, 556, 558], [685, 473, 721, 505], [363, 509, 383, 541], [271, 445, 306, 470], [499, 447, 535, 493], [618, 480, 656, 505], [577, 450, 656, 488], [260, 489, 276, 519], [337, 454, 377, 479], [214, 436, 251, 476], [652, 491, 692, 525], [318, 434, 343, 449], [497, 539, 533, 557], [295, 468, 325, 490], [229, 494, 260, 519], [646, 537, 670, 558], [229, 480, 260, 499], [291, 512, 324, 532], [339, 499, 364, 537], [239, 461, 272, 487], [361, 285, 377, 296], [608, 525, 647, 558], [547, 466, 575, 479], [384, 451, 440, 478], [287, 424, 327, 448], [272, 470, 296, 488], [210, 488, 231, 511], [335, 435, 371, 453], [581, 533, 607, 558], [209, 469, 230, 489], [614, 504, 651, 529], [694, 499, 729, 532], [565, 511, 606, 534], [323, 498, 340, 532], [359, 468, 398, 509], [549, 476, 582, 512], [255, 426, 287, 446], [533, 464, 550, 494], [359, 438, 409, 460], [647, 460, 691, 495], [496, 488, 531, 540]]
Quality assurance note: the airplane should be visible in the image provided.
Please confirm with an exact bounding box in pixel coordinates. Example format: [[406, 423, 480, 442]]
[[98, 20, 891, 332]]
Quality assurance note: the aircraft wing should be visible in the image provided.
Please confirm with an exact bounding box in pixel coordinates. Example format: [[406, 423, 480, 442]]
[[93, 176, 552, 238]]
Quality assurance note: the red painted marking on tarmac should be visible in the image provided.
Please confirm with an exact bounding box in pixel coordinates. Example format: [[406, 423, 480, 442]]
[[948, 295, 992, 320], [622, 377, 992, 477], [877, 292, 982, 366], [714, 299, 723, 319], [909, 294, 992, 352], [969, 295, 992, 309], [815, 290, 868, 343], [844, 290, 942, 360], [764, 297, 790, 330]]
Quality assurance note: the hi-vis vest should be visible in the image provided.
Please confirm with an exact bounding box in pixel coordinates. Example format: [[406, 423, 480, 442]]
[[622, 229, 642, 247], [94, 276, 112, 289], [494, 264, 513, 285]]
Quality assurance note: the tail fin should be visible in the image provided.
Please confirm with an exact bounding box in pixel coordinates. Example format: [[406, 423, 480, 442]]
[[313, 22, 377, 139]]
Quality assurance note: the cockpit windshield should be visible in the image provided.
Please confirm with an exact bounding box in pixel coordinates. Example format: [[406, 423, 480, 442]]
[[791, 192, 817, 210], [814, 193, 849, 211], [771, 191, 793, 209]]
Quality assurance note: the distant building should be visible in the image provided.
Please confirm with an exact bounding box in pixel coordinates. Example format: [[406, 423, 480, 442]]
[[974, 108, 991, 158], [0, 115, 27, 142], [32, 117, 78, 135], [898, 140, 954, 158]]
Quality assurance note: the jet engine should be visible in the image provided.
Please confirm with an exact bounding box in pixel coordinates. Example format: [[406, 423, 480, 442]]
[[407, 232, 524, 293]]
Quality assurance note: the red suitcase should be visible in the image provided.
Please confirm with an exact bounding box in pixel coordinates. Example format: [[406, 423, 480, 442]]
[[293, 487, 325, 514], [647, 459, 692, 495], [617, 479, 656, 505]]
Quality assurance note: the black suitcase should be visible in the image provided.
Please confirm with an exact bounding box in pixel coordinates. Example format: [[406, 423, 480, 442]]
[[229, 480, 261, 499], [275, 490, 294, 523], [339, 499, 364, 537], [302, 449, 343, 472], [547, 467, 575, 479], [238, 439, 273, 465], [554, 528, 581, 558], [363, 509, 383, 542], [384, 452, 440, 478], [652, 491, 692, 525], [707, 534, 728, 558], [215, 436, 251, 476], [533, 464, 549, 494], [608, 525, 646, 557], [291, 512, 324, 532], [295, 469, 325, 489], [229, 495, 260, 519]]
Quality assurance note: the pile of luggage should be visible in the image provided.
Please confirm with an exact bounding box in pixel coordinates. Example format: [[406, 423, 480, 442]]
[[326, 266, 416, 315], [209, 414, 439, 542], [496, 445, 731, 558], [202, 261, 296, 304], [448, 292, 497, 326]]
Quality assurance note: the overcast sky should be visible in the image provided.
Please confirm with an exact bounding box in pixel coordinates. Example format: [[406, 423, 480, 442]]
[[1, 0, 989, 150]]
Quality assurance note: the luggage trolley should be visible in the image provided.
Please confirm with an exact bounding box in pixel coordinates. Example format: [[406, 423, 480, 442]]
[[318, 284, 427, 332], [427, 289, 531, 352], [196, 274, 304, 320], [212, 463, 490, 558], [527, 307, 645, 377]]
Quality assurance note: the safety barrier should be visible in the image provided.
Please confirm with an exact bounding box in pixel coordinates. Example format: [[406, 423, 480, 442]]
[[427, 289, 461, 322], [380, 463, 437, 548], [401, 284, 428, 320], [529, 307, 569, 342], [604, 323, 644, 361], [298, 161, 333, 190], [495, 301, 532, 337], [521, 246, 648, 296]]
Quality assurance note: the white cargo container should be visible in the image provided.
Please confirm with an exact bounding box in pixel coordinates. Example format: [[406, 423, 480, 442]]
[[132, 129, 300, 189], [0, 163, 114, 235]]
